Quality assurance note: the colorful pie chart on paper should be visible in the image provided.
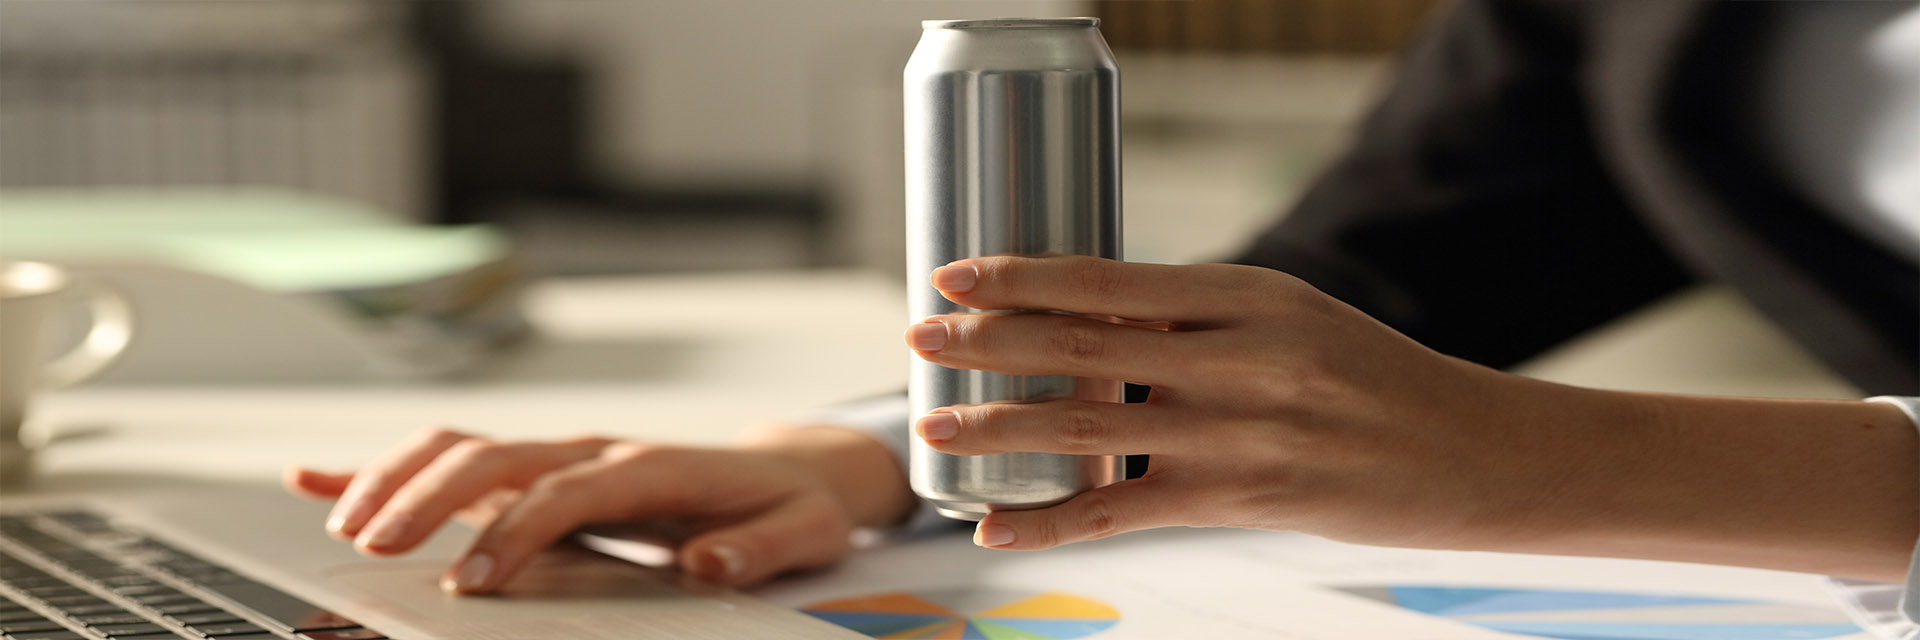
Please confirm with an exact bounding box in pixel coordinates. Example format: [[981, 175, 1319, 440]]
[[800, 589, 1119, 639], [1336, 585, 1862, 640]]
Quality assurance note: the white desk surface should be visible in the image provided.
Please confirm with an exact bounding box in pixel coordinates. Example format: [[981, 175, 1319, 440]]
[[8, 270, 1874, 639], [22, 270, 914, 484]]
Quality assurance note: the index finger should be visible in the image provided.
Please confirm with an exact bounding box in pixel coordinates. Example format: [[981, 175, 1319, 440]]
[[327, 427, 471, 540], [442, 444, 707, 593], [933, 256, 1276, 323]]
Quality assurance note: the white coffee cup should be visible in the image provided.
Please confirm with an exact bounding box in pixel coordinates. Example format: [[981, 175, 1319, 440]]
[[1, 261, 134, 486]]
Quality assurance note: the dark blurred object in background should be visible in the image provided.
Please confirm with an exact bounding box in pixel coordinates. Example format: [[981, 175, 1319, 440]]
[[405, 2, 825, 261]]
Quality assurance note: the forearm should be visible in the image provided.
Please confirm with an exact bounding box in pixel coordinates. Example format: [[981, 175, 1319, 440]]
[[1489, 376, 1918, 581], [738, 423, 919, 530]]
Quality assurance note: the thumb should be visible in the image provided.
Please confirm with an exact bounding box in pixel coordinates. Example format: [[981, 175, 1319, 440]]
[[678, 495, 852, 587]]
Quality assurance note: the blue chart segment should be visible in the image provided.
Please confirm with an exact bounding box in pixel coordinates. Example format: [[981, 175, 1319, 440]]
[[1336, 585, 1862, 640]]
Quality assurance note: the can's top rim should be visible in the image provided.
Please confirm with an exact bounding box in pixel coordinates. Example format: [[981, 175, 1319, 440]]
[[922, 18, 1099, 30]]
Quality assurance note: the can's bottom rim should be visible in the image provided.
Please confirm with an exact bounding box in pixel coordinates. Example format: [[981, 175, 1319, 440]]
[[934, 506, 988, 521]]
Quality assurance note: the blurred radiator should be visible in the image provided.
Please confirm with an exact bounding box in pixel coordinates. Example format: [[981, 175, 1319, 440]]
[[0, 1, 428, 220]]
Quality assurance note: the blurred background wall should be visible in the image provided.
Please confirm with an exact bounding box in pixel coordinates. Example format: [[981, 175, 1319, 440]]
[[0, 0, 1444, 276]]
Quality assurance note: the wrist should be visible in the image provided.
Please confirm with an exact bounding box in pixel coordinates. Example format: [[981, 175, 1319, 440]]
[[738, 423, 919, 530], [1489, 383, 1919, 581]]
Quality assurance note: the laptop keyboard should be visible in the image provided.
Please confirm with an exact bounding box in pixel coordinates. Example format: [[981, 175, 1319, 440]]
[[0, 510, 390, 640]]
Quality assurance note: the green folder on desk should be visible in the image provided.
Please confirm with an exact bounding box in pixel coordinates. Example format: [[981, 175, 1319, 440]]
[[0, 189, 528, 382]]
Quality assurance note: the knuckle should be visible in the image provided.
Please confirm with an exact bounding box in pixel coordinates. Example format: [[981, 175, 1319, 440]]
[[348, 469, 397, 495], [420, 425, 470, 445], [1214, 265, 1304, 312], [562, 433, 614, 449], [974, 258, 1014, 287], [600, 441, 667, 464], [793, 498, 845, 533], [524, 470, 592, 506], [956, 405, 1000, 441], [1029, 516, 1064, 549], [1204, 264, 1264, 294], [1066, 259, 1126, 302], [1057, 404, 1112, 449], [1075, 492, 1123, 539], [941, 315, 980, 353], [1046, 323, 1106, 365], [441, 438, 503, 468], [1272, 352, 1347, 407]]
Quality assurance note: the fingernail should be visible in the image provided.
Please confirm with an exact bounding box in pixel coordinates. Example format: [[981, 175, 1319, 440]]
[[905, 321, 947, 352], [325, 511, 352, 538], [326, 494, 368, 538], [916, 411, 959, 441], [358, 514, 407, 551], [444, 553, 494, 592], [975, 523, 1015, 547], [932, 264, 978, 293], [706, 545, 745, 581]]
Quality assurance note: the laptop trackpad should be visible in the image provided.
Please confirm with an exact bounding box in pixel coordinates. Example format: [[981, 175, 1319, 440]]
[[326, 548, 735, 625]]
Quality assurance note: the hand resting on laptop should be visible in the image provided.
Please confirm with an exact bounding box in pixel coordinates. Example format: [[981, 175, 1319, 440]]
[[283, 424, 917, 594]]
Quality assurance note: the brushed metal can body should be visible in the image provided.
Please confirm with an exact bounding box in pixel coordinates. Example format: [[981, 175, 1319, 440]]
[[904, 18, 1124, 521]]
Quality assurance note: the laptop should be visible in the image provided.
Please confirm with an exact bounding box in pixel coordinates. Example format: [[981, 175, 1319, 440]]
[[0, 483, 861, 639]]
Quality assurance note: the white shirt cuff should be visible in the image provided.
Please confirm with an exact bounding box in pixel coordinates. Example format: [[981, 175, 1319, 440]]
[[1829, 395, 1920, 640], [796, 393, 963, 538]]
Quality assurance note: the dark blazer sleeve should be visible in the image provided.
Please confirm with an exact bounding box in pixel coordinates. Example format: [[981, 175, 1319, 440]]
[[1227, 0, 1694, 369]]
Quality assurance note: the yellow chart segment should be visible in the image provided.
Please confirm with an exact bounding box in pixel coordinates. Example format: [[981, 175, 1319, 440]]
[[802, 589, 1120, 639], [976, 594, 1119, 620]]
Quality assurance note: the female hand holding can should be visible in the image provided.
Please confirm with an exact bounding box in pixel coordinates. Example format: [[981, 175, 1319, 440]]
[[906, 254, 1917, 583]]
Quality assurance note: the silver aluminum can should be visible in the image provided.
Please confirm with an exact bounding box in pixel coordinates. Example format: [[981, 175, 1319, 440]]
[[904, 17, 1124, 521]]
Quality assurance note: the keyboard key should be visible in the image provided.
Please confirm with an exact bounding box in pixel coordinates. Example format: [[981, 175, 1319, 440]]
[[163, 611, 240, 626], [109, 583, 171, 597], [154, 560, 219, 575], [147, 602, 220, 616], [101, 575, 159, 587], [60, 602, 133, 616], [5, 576, 69, 590], [129, 591, 196, 606], [73, 568, 145, 583], [186, 621, 267, 636], [287, 612, 359, 633], [180, 571, 249, 586], [0, 564, 50, 579], [70, 613, 151, 626], [35, 594, 107, 608], [104, 631, 183, 640], [88, 622, 170, 636], [44, 512, 115, 535], [299, 629, 387, 640], [199, 580, 356, 632], [42, 549, 102, 566], [0, 618, 66, 632], [19, 585, 87, 599], [5, 629, 89, 639]]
